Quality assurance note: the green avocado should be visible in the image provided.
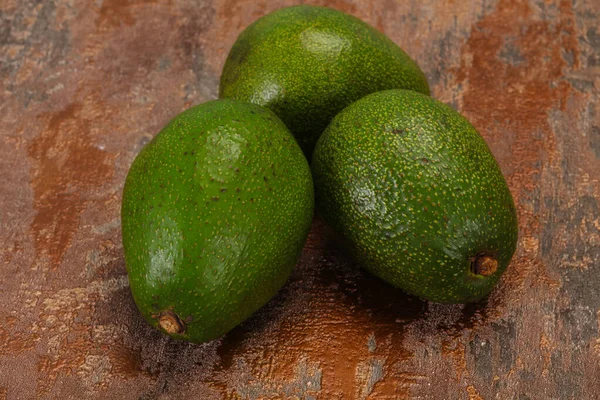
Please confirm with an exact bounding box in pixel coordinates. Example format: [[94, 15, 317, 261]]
[[121, 99, 314, 343], [219, 5, 430, 158], [312, 90, 518, 303]]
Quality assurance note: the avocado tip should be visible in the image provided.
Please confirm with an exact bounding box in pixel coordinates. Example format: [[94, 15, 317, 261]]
[[471, 253, 498, 277], [158, 311, 186, 334]]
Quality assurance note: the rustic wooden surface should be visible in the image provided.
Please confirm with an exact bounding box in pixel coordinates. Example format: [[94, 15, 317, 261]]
[[1, 0, 599, 399]]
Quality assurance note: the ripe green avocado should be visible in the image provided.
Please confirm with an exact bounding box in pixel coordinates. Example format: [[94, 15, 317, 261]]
[[219, 5, 430, 158], [121, 99, 314, 343], [312, 90, 518, 304]]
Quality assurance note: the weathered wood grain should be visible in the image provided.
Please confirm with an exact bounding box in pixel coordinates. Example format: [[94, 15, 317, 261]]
[[0, 0, 599, 399]]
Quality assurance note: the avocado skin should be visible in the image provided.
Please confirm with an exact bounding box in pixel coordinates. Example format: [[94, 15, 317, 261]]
[[121, 99, 314, 343], [219, 5, 430, 158], [311, 90, 518, 304]]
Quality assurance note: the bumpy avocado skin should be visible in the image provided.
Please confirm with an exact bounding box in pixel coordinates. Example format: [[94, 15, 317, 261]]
[[219, 5, 430, 158], [312, 90, 518, 304], [121, 99, 314, 343]]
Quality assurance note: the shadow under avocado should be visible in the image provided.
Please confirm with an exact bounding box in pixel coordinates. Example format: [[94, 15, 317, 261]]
[[107, 218, 496, 391]]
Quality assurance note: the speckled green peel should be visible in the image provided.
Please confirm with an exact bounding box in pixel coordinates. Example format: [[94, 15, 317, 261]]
[[219, 5, 430, 158], [121, 99, 314, 343], [312, 89, 518, 304]]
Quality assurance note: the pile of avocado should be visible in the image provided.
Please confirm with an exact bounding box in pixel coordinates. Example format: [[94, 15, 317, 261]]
[[121, 5, 518, 343]]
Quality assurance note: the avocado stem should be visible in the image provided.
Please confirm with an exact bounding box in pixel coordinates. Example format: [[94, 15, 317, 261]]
[[471, 254, 498, 276], [159, 311, 186, 334]]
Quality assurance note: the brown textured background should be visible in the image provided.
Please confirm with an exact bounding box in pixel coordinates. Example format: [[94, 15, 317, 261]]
[[1, 0, 599, 399]]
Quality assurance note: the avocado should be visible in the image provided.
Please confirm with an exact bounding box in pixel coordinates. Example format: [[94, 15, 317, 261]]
[[311, 89, 518, 303], [121, 99, 314, 343], [219, 5, 430, 158]]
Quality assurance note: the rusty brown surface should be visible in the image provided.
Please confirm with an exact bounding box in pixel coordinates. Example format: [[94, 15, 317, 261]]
[[1, 0, 599, 399]]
